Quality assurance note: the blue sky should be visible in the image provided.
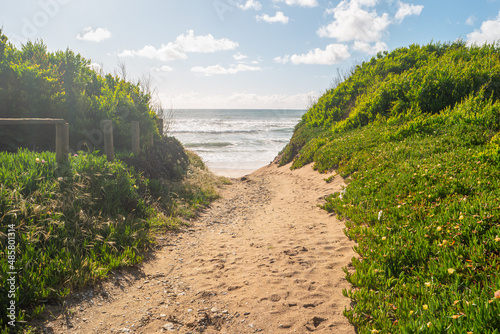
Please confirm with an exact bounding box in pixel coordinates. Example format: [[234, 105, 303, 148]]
[[2, 0, 500, 109]]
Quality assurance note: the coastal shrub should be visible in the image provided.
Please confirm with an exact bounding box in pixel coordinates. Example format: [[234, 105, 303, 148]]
[[0, 150, 151, 330], [0, 144, 225, 332], [281, 41, 500, 332], [0, 30, 160, 153]]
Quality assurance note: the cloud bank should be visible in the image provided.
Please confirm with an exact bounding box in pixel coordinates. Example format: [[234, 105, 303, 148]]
[[256, 11, 289, 24], [273, 0, 319, 7], [275, 44, 351, 65], [119, 30, 238, 61], [191, 64, 262, 76], [467, 11, 500, 45], [77, 27, 111, 42]]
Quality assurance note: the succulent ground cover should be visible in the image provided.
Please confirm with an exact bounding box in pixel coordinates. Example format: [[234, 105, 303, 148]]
[[280, 41, 500, 333]]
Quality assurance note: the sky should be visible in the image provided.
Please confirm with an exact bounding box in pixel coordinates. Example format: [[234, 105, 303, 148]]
[[2, 0, 500, 109]]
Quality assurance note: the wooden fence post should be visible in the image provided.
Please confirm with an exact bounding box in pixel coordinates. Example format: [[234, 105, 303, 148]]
[[102, 120, 114, 162], [55, 122, 69, 164], [131, 121, 140, 154]]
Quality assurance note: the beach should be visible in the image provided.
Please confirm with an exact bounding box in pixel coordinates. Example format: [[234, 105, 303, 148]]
[[210, 168, 257, 178], [35, 162, 357, 333], [171, 109, 304, 174]]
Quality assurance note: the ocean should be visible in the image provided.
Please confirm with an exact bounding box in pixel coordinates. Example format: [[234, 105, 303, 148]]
[[170, 109, 305, 173]]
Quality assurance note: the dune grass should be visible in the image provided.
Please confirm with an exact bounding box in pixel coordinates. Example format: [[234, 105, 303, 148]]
[[280, 41, 500, 333], [0, 145, 224, 333]]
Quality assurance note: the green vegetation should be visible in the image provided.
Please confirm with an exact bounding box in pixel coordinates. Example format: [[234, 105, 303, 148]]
[[280, 41, 500, 333], [0, 29, 160, 152], [0, 32, 225, 332], [0, 144, 224, 333]]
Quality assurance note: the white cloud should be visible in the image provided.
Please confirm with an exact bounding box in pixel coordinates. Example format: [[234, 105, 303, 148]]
[[233, 52, 248, 60], [274, 55, 290, 64], [318, 0, 390, 43], [467, 11, 500, 45], [353, 41, 388, 54], [275, 44, 351, 65], [172, 30, 239, 53], [466, 15, 476, 26], [395, 2, 424, 23], [118, 30, 238, 61], [119, 45, 187, 62], [162, 91, 316, 109], [152, 65, 174, 72], [237, 0, 262, 10], [191, 64, 262, 76], [273, 0, 318, 7], [256, 11, 289, 24], [77, 27, 111, 42]]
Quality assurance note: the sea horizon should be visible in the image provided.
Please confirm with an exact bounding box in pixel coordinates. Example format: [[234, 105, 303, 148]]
[[169, 108, 306, 174]]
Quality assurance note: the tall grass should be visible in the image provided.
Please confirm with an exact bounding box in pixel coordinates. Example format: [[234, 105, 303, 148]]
[[0, 146, 223, 332], [0, 150, 150, 330]]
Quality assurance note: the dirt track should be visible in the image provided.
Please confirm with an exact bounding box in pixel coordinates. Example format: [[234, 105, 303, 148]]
[[36, 163, 357, 333]]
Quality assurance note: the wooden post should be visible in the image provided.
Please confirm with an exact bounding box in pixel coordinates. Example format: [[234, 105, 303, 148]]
[[102, 120, 114, 162], [55, 122, 69, 164], [157, 118, 164, 137], [131, 121, 140, 154]]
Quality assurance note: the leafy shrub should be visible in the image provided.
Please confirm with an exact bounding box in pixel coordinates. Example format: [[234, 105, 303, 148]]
[[281, 41, 500, 333], [0, 150, 150, 330], [0, 30, 160, 153]]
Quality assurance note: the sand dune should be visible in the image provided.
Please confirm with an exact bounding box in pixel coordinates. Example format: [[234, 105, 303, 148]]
[[37, 163, 357, 333]]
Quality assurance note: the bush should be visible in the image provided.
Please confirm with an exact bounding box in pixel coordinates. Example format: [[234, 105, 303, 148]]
[[0, 150, 152, 330], [281, 41, 500, 333]]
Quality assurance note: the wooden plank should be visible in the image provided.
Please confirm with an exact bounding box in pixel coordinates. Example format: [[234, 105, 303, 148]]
[[0, 118, 66, 125]]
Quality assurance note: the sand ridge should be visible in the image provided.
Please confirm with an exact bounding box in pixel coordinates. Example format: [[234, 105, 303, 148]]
[[36, 163, 357, 333]]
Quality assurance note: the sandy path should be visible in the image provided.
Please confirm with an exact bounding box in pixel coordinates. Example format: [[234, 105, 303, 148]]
[[37, 163, 357, 333]]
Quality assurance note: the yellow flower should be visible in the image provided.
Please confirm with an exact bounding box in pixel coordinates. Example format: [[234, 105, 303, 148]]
[[371, 330, 379, 333], [459, 215, 464, 220], [424, 282, 431, 287], [409, 310, 414, 315], [35, 158, 40, 163], [448, 268, 456, 274], [423, 304, 428, 310], [436, 226, 442, 232], [495, 236, 500, 242], [452, 314, 460, 319], [381, 236, 387, 241], [427, 322, 432, 328], [453, 300, 460, 305], [495, 290, 500, 299]]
